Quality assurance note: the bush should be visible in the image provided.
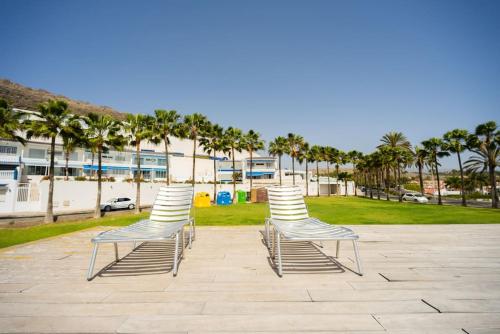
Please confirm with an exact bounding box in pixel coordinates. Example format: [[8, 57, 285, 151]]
[[74, 176, 87, 181]]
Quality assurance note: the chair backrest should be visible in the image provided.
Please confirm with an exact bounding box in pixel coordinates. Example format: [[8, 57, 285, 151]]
[[150, 185, 194, 223], [267, 186, 309, 221]]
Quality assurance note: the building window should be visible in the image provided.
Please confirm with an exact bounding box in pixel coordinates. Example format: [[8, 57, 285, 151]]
[[155, 170, 166, 179], [27, 165, 47, 175], [0, 187, 7, 202], [28, 149, 46, 159], [0, 145, 17, 155]]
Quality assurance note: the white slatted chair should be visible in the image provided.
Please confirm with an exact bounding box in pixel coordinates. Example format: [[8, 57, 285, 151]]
[[265, 186, 363, 276], [87, 185, 194, 280]]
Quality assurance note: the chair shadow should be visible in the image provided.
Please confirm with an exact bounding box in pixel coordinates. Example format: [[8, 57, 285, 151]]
[[260, 231, 346, 275]]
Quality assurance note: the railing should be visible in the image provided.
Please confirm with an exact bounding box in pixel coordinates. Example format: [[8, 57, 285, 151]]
[[0, 171, 15, 179]]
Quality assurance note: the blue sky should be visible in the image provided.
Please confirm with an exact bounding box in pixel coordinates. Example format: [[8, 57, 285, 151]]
[[2, 0, 499, 168]]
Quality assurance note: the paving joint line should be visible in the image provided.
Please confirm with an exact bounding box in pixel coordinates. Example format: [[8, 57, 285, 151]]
[[421, 299, 441, 313], [370, 314, 385, 330]]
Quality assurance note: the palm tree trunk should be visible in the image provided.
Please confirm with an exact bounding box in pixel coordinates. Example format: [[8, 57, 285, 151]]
[[94, 146, 102, 218], [231, 147, 236, 202], [397, 163, 402, 202], [213, 151, 217, 203], [385, 167, 390, 201], [305, 160, 309, 196], [369, 172, 373, 199], [316, 161, 320, 197], [457, 152, 466, 207], [326, 162, 330, 196], [164, 134, 170, 185], [192, 137, 196, 187], [64, 150, 69, 181], [376, 170, 380, 200], [249, 150, 253, 190], [435, 158, 442, 205], [135, 142, 141, 213], [364, 173, 368, 198], [45, 136, 56, 223], [353, 164, 357, 196], [489, 164, 498, 208], [292, 157, 295, 186], [418, 163, 424, 196], [336, 165, 340, 195], [278, 155, 282, 186]]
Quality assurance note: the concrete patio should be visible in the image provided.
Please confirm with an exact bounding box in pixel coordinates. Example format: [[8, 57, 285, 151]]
[[1, 224, 500, 333]]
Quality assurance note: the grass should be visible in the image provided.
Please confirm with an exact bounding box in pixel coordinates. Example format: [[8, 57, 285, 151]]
[[1, 197, 499, 249]]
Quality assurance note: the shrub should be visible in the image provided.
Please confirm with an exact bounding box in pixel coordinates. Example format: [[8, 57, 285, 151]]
[[74, 176, 87, 181]]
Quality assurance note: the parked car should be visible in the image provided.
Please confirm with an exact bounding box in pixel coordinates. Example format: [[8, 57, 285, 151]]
[[402, 193, 429, 203], [100, 197, 135, 212]]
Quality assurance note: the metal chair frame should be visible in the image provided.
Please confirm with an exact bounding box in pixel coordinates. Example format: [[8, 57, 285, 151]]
[[265, 186, 363, 277], [87, 185, 194, 280]]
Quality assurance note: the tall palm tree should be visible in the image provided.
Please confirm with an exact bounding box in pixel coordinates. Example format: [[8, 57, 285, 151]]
[[348, 150, 362, 196], [152, 109, 180, 185], [378, 147, 394, 201], [337, 172, 352, 197], [243, 130, 265, 190], [123, 113, 155, 213], [443, 129, 470, 206], [310, 145, 323, 196], [180, 113, 209, 187], [322, 146, 334, 196], [466, 121, 499, 208], [0, 99, 26, 144], [287, 133, 304, 185], [297, 142, 311, 196], [61, 133, 82, 181], [24, 100, 76, 223], [224, 127, 243, 200], [83, 113, 125, 218], [378, 132, 412, 202], [268, 136, 288, 186], [199, 123, 228, 201], [413, 146, 428, 196], [422, 137, 449, 205]]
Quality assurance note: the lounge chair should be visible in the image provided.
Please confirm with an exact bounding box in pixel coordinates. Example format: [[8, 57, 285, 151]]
[[265, 186, 363, 276], [87, 185, 194, 280]]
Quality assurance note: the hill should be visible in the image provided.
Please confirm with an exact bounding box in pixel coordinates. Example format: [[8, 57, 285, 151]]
[[0, 79, 125, 119]]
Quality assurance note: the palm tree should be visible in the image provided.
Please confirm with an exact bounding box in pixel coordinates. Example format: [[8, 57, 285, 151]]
[[413, 146, 428, 196], [297, 142, 311, 196], [0, 99, 26, 144], [243, 130, 265, 190], [268, 136, 288, 186], [378, 147, 394, 201], [443, 129, 470, 206], [83, 113, 125, 218], [348, 150, 362, 196], [466, 121, 499, 208], [123, 113, 155, 213], [24, 100, 76, 223], [152, 109, 180, 185], [322, 146, 334, 196], [180, 113, 209, 187], [422, 137, 449, 205], [337, 172, 352, 197], [61, 133, 82, 181], [310, 145, 323, 196], [287, 133, 304, 185], [199, 123, 228, 201], [224, 127, 243, 200], [378, 132, 412, 201]]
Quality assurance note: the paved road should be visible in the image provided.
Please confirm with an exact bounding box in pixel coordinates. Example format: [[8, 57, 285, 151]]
[[358, 192, 494, 208]]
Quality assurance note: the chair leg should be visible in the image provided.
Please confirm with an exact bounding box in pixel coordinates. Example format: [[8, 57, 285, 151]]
[[181, 226, 185, 258], [352, 240, 363, 276], [133, 241, 137, 250], [265, 219, 270, 249], [114, 243, 119, 262], [191, 219, 196, 240], [276, 232, 283, 277], [87, 243, 99, 281], [271, 227, 276, 259], [173, 231, 180, 276], [188, 222, 193, 249], [336, 240, 340, 258]]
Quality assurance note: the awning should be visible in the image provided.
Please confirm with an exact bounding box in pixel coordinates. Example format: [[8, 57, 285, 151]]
[[246, 171, 274, 177]]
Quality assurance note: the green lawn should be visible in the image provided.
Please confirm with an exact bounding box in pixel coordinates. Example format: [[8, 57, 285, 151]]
[[1, 197, 499, 248]]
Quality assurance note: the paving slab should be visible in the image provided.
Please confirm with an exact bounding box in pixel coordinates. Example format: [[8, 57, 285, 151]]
[[1, 224, 500, 333]]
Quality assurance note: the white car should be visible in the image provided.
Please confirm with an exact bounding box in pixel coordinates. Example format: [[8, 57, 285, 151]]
[[402, 193, 429, 203], [101, 197, 135, 212]]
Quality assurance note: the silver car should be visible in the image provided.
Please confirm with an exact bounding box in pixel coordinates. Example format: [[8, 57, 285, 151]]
[[101, 197, 135, 212], [402, 193, 429, 203]]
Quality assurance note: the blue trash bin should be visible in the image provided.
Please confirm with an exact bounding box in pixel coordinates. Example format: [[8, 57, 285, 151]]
[[216, 191, 232, 205]]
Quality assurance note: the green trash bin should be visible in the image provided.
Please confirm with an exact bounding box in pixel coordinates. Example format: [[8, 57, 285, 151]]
[[236, 190, 247, 203]]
